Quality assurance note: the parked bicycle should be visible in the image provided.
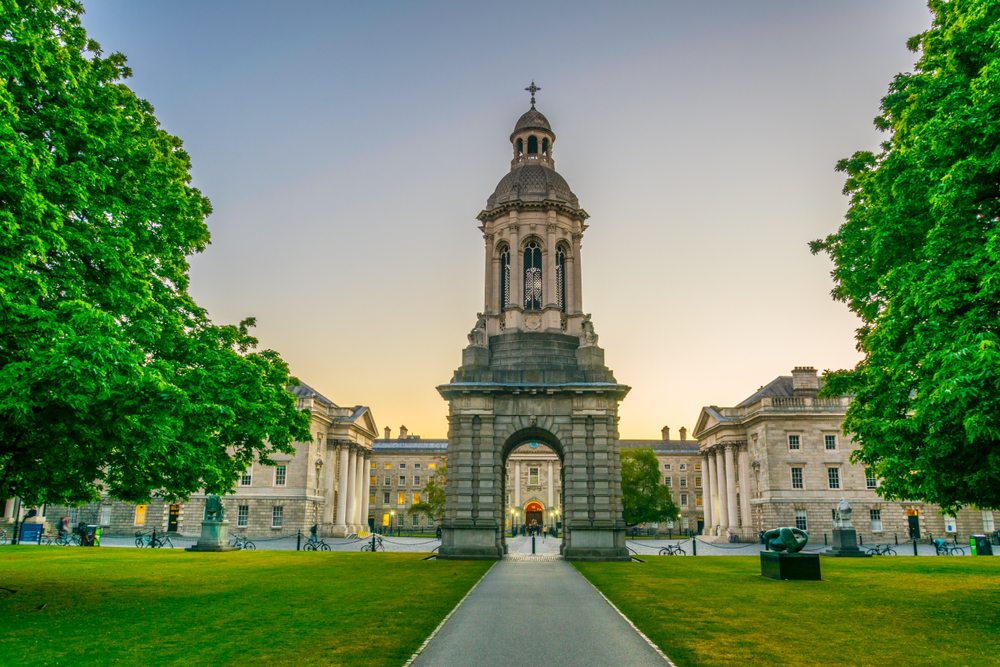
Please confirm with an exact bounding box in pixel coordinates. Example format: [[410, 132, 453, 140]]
[[934, 539, 966, 556], [134, 531, 174, 548], [864, 543, 897, 556], [53, 532, 80, 546], [361, 535, 385, 552], [659, 543, 686, 556], [231, 535, 256, 550], [303, 534, 331, 551], [0, 530, 7, 545]]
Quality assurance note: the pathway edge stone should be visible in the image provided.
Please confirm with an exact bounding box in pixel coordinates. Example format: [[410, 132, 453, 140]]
[[571, 565, 677, 666], [402, 561, 498, 667]]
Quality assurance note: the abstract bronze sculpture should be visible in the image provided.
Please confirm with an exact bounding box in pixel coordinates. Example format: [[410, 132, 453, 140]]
[[763, 527, 808, 553]]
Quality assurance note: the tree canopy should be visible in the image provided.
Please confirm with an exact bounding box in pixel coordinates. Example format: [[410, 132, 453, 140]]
[[0, 0, 312, 506], [811, 0, 1000, 513], [620, 447, 679, 526]]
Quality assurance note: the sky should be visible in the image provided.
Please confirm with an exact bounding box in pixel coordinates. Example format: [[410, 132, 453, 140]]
[[80, 0, 933, 440]]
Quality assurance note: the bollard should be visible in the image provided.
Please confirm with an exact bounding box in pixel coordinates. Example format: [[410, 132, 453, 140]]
[[824, 533, 828, 546], [692, 538, 697, 556], [913, 539, 918, 556], [371, 533, 376, 552], [296, 531, 301, 551], [895, 534, 898, 546], [532, 536, 536, 554], [152, 528, 156, 548]]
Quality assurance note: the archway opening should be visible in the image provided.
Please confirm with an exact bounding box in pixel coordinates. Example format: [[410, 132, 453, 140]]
[[502, 433, 563, 543]]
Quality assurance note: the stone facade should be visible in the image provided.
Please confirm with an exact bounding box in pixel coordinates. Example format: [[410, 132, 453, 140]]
[[693, 366, 993, 543], [39, 382, 377, 539], [620, 432, 705, 534], [369, 434, 447, 532]]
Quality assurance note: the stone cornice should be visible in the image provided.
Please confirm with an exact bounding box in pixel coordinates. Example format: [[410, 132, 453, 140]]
[[437, 381, 630, 400], [477, 200, 589, 224]]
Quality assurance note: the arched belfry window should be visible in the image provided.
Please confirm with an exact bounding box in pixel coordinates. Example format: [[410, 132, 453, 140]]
[[499, 245, 510, 312], [523, 241, 542, 310], [542, 138, 549, 156], [527, 135, 538, 154], [556, 245, 566, 312], [516, 138, 523, 156]]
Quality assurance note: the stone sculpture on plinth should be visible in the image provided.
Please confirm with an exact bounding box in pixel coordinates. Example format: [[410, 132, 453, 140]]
[[186, 494, 237, 552], [825, 498, 869, 557], [760, 526, 821, 580]]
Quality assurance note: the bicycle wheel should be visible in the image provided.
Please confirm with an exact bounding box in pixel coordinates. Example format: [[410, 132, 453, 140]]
[[885, 548, 896, 556], [320, 543, 331, 551], [676, 548, 686, 556], [360, 544, 371, 552], [953, 547, 966, 555], [658, 548, 669, 555], [135, 537, 145, 548], [162, 537, 174, 549], [245, 541, 255, 550]]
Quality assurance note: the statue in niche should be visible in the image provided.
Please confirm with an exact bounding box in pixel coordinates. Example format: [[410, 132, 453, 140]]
[[579, 313, 599, 347], [834, 498, 853, 529], [467, 312, 488, 348]]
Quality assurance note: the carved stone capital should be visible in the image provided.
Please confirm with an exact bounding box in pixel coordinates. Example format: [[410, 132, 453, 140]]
[[571, 232, 583, 242], [510, 222, 520, 234], [546, 222, 558, 233], [484, 233, 495, 244]]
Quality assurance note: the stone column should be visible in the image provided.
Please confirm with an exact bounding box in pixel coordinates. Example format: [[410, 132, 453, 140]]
[[715, 448, 729, 532], [353, 450, 366, 529], [335, 445, 350, 534], [510, 216, 522, 309], [725, 444, 739, 531], [514, 460, 521, 509], [702, 454, 715, 535], [360, 452, 372, 533], [571, 232, 583, 312], [565, 253, 576, 315], [547, 460, 554, 507], [545, 215, 557, 308], [322, 443, 337, 525], [2, 498, 14, 520], [484, 233, 494, 313], [738, 444, 751, 531], [491, 241, 501, 313], [345, 446, 357, 533]]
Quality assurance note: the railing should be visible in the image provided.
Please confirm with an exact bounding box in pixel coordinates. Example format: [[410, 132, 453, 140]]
[[721, 395, 852, 419]]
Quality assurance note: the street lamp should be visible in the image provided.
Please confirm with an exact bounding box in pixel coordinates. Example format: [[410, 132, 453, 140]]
[[390, 510, 395, 536]]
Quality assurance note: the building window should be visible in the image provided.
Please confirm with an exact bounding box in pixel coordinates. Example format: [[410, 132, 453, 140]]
[[429, 463, 436, 469], [680, 494, 688, 507], [788, 434, 800, 450], [555, 245, 566, 312], [695, 476, 702, 488], [791, 467, 803, 489], [694, 464, 701, 471], [99, 506, 111, 526], [664, 464, 671, 471], [680, 478, 688, 488], [240, 468, 252, 486], [384, 462, 391, 469], [412, 514, 419, 527], [383, 492, 390, 504], [370, 475, 376, 485], [870, 509, 882, 532], [271, 506, 283, 528], [382, 513, 390, 526], [828, 468, 840, 490], [665, 477, 672, 487], [399, 463, 406, 469], [398, 475, 406, 486], [500, 244, 510, 311], [825, 434, 837, 450], [528, 468, 539, 485], [274, 466, 286, 487], [237, 505, 249, 527], [413, 492, 420, 504], [983, 511, 995, 532], [866, 470, 878, 489], [523, 241, 543, 310], [681, 517, 689, 529], [679, 464, 687, 471], [134, 505, 147, 526], [371, 461, 376, 468], [795, 510, 807, 531], [369, 494, 375, 504], [414, 476, 421, 486], [398, 492, 406, 505], [414, 463, 421, 470], [944, 515, 957, 532], [696, 496, 703, 506]]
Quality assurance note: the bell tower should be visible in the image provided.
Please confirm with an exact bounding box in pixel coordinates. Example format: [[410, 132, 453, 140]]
[[437, 86, 630, 561]]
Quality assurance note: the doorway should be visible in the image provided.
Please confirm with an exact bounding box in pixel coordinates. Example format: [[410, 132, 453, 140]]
[[907, 508, 920, 539], [168, 504, 179, 532], [525, 501, 544, 531]]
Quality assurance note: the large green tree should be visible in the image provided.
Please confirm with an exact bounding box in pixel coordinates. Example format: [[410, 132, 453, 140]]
[[620, 447, 679, 527], [812, 0, 1000, 513], [0, 1, 312, 507]]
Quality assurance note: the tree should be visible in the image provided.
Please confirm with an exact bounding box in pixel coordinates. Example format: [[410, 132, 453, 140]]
[[0, 1, 312, 507], [811, 0, 1000, 513], [408, 464, 445, 523], [620, 448, 678, 526]]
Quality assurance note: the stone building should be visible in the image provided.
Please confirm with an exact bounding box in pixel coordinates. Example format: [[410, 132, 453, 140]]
[[620, 428, 704, 535], [693, 366, 994, 542], [369, 429, 447, 532], [39, 382, 377, 539]]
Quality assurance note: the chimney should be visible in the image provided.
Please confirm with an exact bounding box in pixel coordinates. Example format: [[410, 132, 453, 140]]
[[384, 426, 391, 440], [792, 366, 820, 397], [399, 425, 408, 440], [679, 427, 687, 441], [661, 426, 670, 441]]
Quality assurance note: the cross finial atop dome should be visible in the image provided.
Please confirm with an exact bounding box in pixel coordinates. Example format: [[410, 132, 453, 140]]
[[525, 80, 540, 109]]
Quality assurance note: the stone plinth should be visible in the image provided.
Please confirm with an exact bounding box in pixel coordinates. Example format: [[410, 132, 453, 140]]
[[824, 527, 870, 557], [760, 552, 821, 580], [185, 520, 238, 552]]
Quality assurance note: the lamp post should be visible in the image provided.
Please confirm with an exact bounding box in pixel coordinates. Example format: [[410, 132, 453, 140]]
[[509, 508, 515, 537], [390, 510, 395, 536]]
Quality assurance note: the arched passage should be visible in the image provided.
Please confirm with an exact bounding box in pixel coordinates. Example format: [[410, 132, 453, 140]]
[[499, 428, 564, 551]]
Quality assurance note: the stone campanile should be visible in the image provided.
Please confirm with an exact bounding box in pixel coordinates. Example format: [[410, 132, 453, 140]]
[[437, 89, 630, 561]]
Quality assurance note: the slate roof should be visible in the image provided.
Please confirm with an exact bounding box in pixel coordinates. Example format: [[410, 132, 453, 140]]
[[513, 108, 552, 135], [620, 439, 701, 454], [486, 164, 580, 211], [373, 439, 448, 454], [288, 382, 336, 407], [734, 374, 825, 408]]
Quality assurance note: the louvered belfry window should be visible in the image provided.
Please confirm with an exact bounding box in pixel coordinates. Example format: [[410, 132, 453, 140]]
[[499, 245, 510, 312], [556, 246, 566, 312], [523, 241, 542, 310]]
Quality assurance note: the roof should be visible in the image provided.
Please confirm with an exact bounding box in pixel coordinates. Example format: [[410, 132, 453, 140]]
[[512, 108, 552, 136], [735, 374, 825, 408], [485, 164, 580, 211], [620, 439, 701, 454], [373, 439, 448, 454], [288, 382, 336, 407]]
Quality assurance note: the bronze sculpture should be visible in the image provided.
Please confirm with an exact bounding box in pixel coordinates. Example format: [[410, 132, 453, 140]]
[[204, 494, 225, 522], [763, 526, 808, 553]]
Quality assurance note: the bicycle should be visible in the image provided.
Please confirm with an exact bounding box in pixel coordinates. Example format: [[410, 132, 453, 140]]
[[658, 543, 686, 556], [303, 535, 331, 552], [53, 532, 80, 547], [934, 539, 965, 556], [135, 531, 149, 548], [361, 535, 385, 552], [864, 544, 897, 556], [0, 530, 7, 545], [231, 536, 256, 550], [152, 534, 174, 549]]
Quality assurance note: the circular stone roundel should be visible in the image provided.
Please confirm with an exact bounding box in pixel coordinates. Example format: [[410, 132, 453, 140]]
[[524, 313, 542, 330]]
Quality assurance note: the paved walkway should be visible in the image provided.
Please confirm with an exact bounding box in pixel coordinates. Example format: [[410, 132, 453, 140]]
[[411, 558, 669, 667]]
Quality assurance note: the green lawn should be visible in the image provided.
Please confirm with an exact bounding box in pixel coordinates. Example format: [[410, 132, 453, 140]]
[[575, 556, 1000, 667], [0, 547, 492, 667]]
